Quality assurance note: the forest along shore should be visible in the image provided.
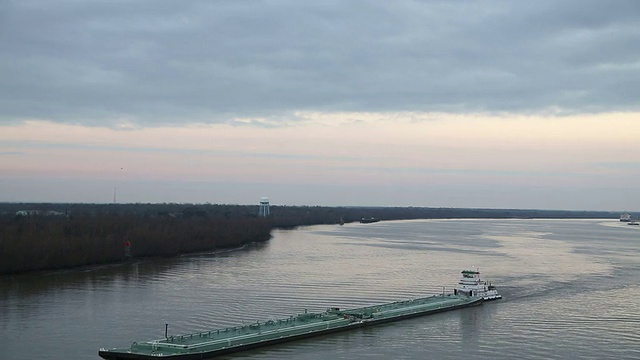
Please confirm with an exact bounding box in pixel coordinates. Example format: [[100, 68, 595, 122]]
[[0, 202, 623, 275]]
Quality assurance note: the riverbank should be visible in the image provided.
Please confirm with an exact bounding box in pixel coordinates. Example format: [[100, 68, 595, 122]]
[[0, 202, 625, 275], [0, 213, 271, 275]]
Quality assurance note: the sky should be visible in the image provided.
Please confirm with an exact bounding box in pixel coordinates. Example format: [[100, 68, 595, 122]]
[[1, 0, 639, 211]]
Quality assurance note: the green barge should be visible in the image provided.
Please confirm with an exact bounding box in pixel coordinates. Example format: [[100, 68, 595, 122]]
[[99, 294, 483, 359]]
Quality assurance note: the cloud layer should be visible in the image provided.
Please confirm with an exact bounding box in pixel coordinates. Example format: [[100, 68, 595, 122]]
[[2, 0, 639, 126]]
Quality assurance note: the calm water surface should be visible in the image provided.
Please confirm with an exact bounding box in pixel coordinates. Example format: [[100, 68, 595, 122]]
[[1, 219, 639, 359]]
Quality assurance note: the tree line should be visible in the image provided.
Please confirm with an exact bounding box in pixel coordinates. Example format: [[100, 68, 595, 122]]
[[0, 210, 270, 275], [0, 203, 621, 275]]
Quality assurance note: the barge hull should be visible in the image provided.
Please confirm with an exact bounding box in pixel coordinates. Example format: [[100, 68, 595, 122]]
[[99, 296, 482, 360]]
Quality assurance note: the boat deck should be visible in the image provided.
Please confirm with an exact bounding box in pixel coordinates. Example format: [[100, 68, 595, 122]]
[[128, 314, 351, 355], [345, 294, 470, 318], [100, 294, 478, 359]]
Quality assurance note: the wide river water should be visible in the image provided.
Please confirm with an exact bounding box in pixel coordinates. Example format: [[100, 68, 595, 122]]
[[2, 219, 640, 359]]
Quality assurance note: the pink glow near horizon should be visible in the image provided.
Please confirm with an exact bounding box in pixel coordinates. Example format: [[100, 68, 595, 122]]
[[1, 112, 639, 208]]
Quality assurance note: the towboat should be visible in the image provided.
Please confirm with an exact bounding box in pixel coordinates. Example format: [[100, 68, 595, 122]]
[[454, 269, 502, 300]]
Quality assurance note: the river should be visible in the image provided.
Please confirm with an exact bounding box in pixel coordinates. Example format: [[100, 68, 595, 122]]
[[1, 219, 639, 359]]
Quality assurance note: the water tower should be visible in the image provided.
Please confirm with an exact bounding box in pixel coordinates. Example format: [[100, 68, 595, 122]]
[[258, 197, 270, 217]]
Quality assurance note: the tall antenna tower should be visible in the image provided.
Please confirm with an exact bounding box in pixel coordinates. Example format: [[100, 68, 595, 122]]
[[113, 187, 117, 204], [258, 197, 270, 217]]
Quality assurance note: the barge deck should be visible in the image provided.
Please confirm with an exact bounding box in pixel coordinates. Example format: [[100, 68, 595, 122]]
[[99, 294, 482, 359]]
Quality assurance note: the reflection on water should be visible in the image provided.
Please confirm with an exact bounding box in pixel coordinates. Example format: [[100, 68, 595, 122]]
[[1, 241, 272, 302], [1, 219, 639, 360]]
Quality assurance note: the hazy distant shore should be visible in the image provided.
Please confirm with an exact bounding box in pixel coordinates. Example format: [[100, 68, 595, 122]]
[[0, 203, 623, 275]]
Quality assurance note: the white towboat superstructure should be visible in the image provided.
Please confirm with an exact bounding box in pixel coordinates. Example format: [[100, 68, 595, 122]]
[[454, 269, 502, 301]]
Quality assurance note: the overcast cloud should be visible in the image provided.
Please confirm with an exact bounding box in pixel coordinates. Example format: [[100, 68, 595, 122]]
[[2, 0, 639, 126]]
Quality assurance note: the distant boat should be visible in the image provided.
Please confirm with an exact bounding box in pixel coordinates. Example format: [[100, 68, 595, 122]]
[[628, 221, 639, 226], [620, 213, 631, 222], [359, 217, 380, 224]]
